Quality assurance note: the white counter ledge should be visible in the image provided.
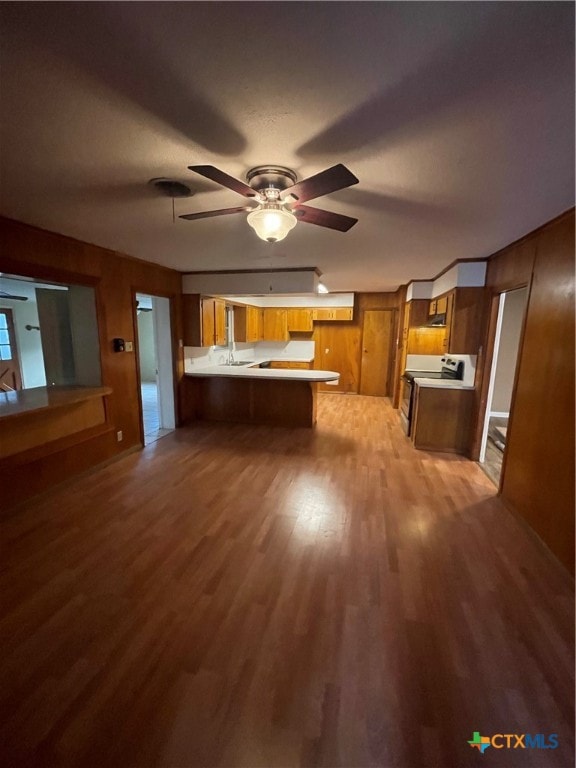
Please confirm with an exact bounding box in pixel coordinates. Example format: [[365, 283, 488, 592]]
[[185, 365, 339, 383]]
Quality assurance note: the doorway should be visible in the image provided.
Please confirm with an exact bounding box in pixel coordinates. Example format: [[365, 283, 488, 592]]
[[135, 293, 175, 446], [479, 287, 528, 486]]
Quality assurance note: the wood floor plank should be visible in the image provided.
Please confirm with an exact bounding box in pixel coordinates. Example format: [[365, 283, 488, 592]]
[[0, 393, 573, 767]]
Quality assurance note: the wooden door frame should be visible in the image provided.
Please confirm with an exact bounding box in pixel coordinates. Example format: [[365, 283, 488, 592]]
[[132, 288, 179, 446], [469, 283, 530, 470], [0, 307, 23, 390]]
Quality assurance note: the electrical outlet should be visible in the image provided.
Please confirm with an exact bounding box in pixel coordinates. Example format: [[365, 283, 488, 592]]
[[117, 430, 123, 442]]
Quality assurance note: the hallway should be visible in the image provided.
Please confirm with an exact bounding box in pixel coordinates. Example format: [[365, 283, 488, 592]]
[[1, 394, 573, 767]]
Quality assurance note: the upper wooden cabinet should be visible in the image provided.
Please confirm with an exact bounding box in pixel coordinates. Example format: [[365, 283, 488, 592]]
[[407, 327, 445, 355], [262, 308, 289, 341], [203, 297, 226, 346], [287, 308, 314, 332], [234, 305, 262, 343], [442, 287, 484, 354], [436, 295, 448, 315], [428, 299, 437, 316], [182, 294, 227, 347], [312, 307, 353, 321]]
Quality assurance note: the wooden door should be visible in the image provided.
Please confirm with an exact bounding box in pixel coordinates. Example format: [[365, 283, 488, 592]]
[[314, 323, 361, 393], [0, 308, 23, 391], [360, 310, 393, 396]]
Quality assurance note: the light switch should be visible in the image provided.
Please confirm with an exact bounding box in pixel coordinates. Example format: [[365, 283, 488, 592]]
[[125, 341, 134, 352]]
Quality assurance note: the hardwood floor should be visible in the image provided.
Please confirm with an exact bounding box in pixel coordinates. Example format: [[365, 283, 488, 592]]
[[1, 394, 573, 767]]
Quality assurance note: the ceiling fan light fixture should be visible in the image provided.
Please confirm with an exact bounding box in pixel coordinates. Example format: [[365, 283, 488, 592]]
[[247, 205, 297, 243]]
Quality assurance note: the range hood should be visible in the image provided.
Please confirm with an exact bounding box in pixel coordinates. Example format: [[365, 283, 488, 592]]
[[426, 313, 447, 327]]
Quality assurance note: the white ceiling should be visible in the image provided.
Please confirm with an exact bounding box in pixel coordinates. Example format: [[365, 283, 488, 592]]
[[0, 2, 574, 292]]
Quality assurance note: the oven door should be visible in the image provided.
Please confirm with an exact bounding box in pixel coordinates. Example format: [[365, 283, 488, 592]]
[[400, 377, 412, 434]]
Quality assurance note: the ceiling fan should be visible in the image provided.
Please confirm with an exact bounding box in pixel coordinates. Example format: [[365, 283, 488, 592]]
[[180, 164, 359, 243]]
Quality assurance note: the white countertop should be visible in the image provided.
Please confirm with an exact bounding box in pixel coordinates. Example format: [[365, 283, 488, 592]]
[[413, 377, 474, 390], [186, 359, 338, 383]]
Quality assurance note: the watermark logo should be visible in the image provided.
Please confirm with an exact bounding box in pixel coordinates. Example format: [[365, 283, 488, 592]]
[[467, 732, 558, 753], [468, 732, 491, 754]]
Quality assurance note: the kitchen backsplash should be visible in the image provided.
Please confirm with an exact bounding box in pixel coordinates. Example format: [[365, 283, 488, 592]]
[[405, 353, 477, 386], [183, 339, 315, 372]]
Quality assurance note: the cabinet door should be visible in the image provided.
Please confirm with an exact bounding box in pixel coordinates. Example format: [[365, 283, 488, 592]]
[[201, 298, 216, 346], [332, 308, 353, 321], [428, 299, 437, 316], [287, 308, 313, 332], [262, 309, 289, 341], [312, 307, 353, 321], [407, 327, 445, 355], [436, 295, 448, 315], [247, 306, 262, 342], [448, 287, 484, 354], [269, 361, 311, 369], [411, 386, 473, 454], [442, 291, 454, 351], [182, 294, 202, 346], [214, 300, 227, 345]]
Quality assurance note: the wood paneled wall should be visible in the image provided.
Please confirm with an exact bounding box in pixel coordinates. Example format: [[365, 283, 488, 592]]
[[0, 217, 183, 507], [313, 292, 402, 395], [482, 209, 575, 573]]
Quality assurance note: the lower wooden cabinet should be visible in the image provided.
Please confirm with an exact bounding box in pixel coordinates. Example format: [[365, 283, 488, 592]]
[[268, 361, 312, 369], [411, 385, 473, 454]]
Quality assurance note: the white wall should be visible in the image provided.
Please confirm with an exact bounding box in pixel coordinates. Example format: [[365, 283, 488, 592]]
[[0, 298, 46, 388], [491, 287, 527, 413], [137, 311, 157, 382]]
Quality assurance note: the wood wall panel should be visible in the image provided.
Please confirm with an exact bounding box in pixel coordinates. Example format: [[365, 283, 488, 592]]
[[314, 292, 402, 395], [497, 211, 575, 573], [0, 216, 183, 508]]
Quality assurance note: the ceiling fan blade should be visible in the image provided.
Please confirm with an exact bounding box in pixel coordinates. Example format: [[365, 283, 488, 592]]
[[188, 165, 260, 199], [293, 204, 358, 232], [179, 206, 251, 221], [281, 164, 358, 204], [0, 291, 28, 301]]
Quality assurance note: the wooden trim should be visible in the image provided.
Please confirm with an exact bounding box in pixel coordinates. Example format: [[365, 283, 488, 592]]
[[0, 216, 179, 276], [487, 207, 575, 263], [403, 257, 489, 288], [0, 257, 101, 289], [182, 267, 321, 276]]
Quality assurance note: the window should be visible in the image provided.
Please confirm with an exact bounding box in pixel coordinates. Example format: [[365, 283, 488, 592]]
[[0, 275, 102, 391]]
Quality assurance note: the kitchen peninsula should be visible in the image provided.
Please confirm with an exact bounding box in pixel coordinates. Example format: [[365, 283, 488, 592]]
[[185, 362, 339, 427]]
